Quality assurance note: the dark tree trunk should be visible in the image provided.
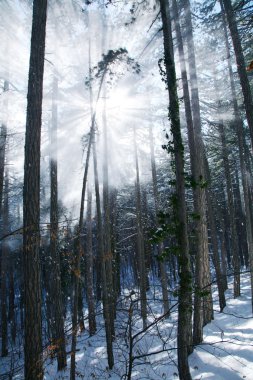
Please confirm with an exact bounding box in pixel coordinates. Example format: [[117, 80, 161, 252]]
[[204, 157, 226, 311], [219, 121, 241, 297], [1, 174, 9, 357], [149, 123, 169, 315], [49, 75, 67, 370], [23, 1, 47, 378], [85, 187, 96, 335], [133, 125, 147, 329], [102, 95, 116, 332], [93, 137, 114, 369], [159, 1, 192, 378], [0, 93, 8, 357]]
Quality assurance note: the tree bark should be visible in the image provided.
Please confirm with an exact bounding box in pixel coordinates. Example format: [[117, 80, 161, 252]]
[[23, 1, 47, 378], [49, 75, 67, 370], [149, 123, 169, 315], [159, 1, 192, 378], [0, 90, 8, 356], [1, 174, 9, 357], [221, 5, 253, 308], [133, 124, 147, 329], [85, 186, 97, 335], [219, 120, 241, 297], [93, 136, 114, 369], [221, 0, 253, 149], [180, 0, 213, 338]]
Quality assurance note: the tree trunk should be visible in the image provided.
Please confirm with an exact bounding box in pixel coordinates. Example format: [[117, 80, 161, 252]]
[[102, 94, 116, 333], [221, 0, 253, 149], [93, 136, 114, 369], [204, 157, 226, 311], [219, 120, 241, 297], [49, 75, 67, 370], [221, 5, 253, 309], [181, 0, 213, 336], [133, 124, 147, 329], [85, 187, 96, 335], [149, 123, 169, 315], [0, 94, 8, 356], [1, 174, 9, 357], [159, 1, 192, 378], [70, 59, 107, 379], [23, 1, 47, 378]]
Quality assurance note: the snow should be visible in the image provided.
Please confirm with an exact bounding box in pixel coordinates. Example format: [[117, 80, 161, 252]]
[[189, 274, 253, 380], [1, 273, 253, 379]]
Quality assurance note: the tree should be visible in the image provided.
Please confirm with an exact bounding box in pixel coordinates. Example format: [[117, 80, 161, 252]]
[[48, 74, 67, 370], [180, 0, 213, 341], [0, 81, 8, 357], [23, 1, 47, 378], [221, 0, 253, 149], [159, 0, 192, 378]]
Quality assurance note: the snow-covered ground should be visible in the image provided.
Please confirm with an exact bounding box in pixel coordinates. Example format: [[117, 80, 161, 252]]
[[1, 273, 253, 379]]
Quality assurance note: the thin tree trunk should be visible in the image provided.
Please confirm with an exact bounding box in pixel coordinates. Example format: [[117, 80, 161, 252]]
[[149, 123, 169, 315], [1, 174, 9, 357], [159, 1, 192, 378], [93, 137, 114, 369], [8, 263, 16, 343], [70, 62, 107, 380], [219, 120, 241, 297], [204, 157, 226, 311], [23, 1, 47, 378], [49, 75, 67, 370], [0, 93, 8, 356], [133, 125, 147, 329], [85, 186, 96, 335], [102, 94, 116, 332]]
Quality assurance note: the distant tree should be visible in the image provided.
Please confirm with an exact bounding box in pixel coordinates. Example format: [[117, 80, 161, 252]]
[[133, 124, 147, 329], [0, 81, 8, 357], [1, 173, 9, 357], [48, 75, 67, 370]]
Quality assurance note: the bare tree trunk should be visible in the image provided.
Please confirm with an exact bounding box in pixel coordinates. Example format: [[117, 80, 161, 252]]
[[219, 121, 241, 297], [0, 92, 8, 356], [23, 1, 47, 378], [203, 157, 226, 311], [102, 95, 116, 332], [1, 174, 9, 357], [49, 75, 67, 370], [110, 190, 121, 298], [149, 123, 169, 315], [221, 0, 253, 149], [70, 129, 92, 380], [159, 1, 192, 378], [133, 125, 147, 329], [85, 186, 96, 335], [70, 59, 107, 379], [181, 0, 213, 335], [221, 6, 253, 309], [8, 261, 16, 344], [93, 136, 114, 369]]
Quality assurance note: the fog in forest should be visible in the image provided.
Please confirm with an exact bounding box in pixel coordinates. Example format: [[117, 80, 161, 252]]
[[0, 0, 253, 379]]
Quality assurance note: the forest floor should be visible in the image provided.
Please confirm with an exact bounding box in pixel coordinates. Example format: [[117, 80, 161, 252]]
[[1, 273, 253, 379]]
